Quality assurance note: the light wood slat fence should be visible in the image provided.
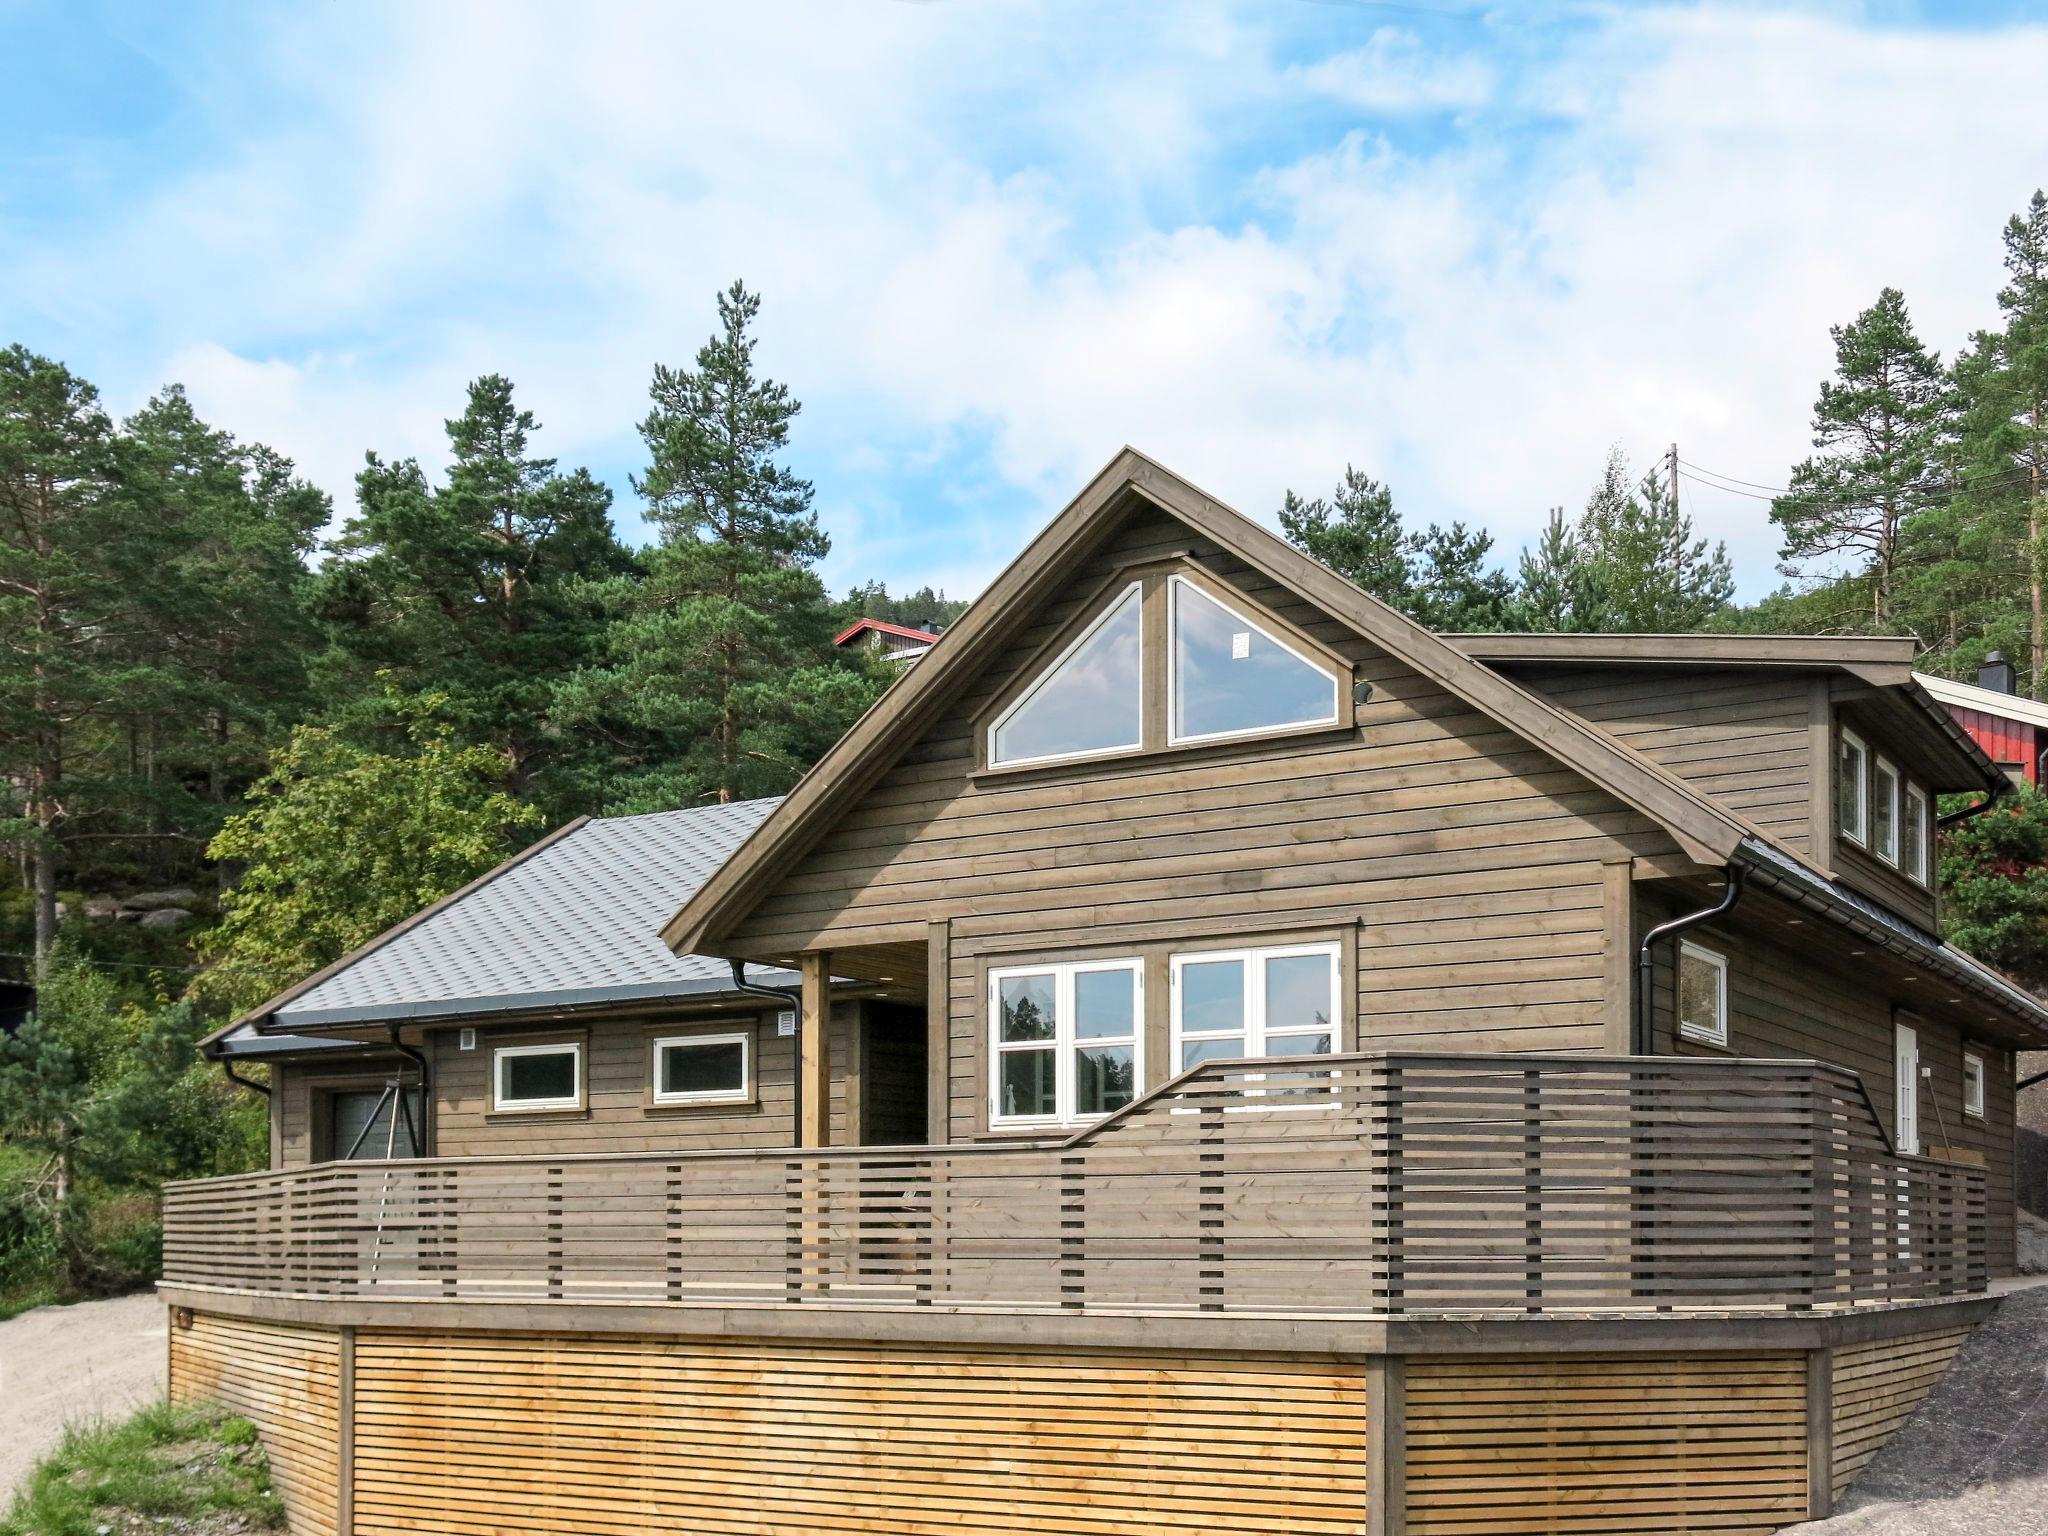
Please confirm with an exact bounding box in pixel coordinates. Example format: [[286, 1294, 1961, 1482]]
[[162, 1054, 1984, 1316]]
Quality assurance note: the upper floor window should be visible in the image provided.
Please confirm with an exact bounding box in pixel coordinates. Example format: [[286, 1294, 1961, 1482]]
[[988, 583, 1142, 767], [1171, 943, 1340, 1070], [1836, 724, 1932, 888], [1168, 576, 1340, 745], [1837, 728, 1867, 843], [1962, 1050, 1985, 1118], [988, 959, 1141, 1128], [984, 565, 1352, 770]]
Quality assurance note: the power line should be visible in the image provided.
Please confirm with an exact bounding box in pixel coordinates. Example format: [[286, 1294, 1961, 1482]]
[[1678, 456, 2040, 507]]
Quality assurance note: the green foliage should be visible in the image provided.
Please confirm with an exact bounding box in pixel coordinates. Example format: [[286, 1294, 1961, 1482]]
[[558, 283, 885, 807], [0, 1399, 284, 1536], [1770, 288, 1950, 628], [1937, 783, 2048, 988], [843, 580, 967, 630], [193, 693, 544, 1015], [1278, 466, 1515, 630], [1574, 450, 1734, 632], [316, 374, 630, 816]]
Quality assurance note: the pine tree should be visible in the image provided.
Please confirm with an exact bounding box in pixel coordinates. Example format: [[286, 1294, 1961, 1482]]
[[1770, 289, 1950, 628], [1948, 192, 2048, 695], [1577, 449, 1733, 631], [315, 375, 628, 810], [1278, 466, 1514, 629], [558, 282, 882, 808], [0, 348, 173, 968], [1512, 507, 1605, 632]]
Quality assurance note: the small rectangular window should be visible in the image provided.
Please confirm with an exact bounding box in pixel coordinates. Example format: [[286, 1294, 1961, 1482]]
[[1837, 728, 1867, 844], [652, 1033, 751, 1106], [1676, 941, 1728, 1048], [493, 1042, 582, 1112], [989, 959, 1141, 1127], [1963, 1051, 1985, 1119], [1901, 783, 1930, 885], [1871, 756, 1900, 864]]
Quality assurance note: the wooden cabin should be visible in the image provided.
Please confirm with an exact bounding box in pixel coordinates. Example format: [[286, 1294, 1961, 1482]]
[[166, 451, 2048, 1536]]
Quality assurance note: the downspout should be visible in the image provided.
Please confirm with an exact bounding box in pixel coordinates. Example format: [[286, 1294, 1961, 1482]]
[[730, 960, 806, 1145], [219, 1060, 270, 1098], [1938, 773, 2008, 829], [1634, 867, 1746, 1055], [386, 1025, 431, 1158], [2020, 1065, 2048, 1093]]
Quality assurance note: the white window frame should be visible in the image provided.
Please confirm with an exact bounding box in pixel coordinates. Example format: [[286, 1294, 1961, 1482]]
[[1166, 575, 1342, 748], [1170, 942, 1343, 1067], [492, 1041, 582, 1112], [1963, 1051, 1985, 1119], [986, 583, 1144, 769], [1894, 1021, 1920, 1156], [1870, 754, 1901, 865], [1901, 782, 1931, 885], [1675, 940, 1729, 1048], [651, 1032, 751, 1107], [987, 958, 1143, 1129], [1837, 727, 1868, 845]]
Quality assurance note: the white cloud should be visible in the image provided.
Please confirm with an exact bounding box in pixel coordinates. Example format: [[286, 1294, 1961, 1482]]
[[1290, 28, 1494, 114], [16, 2, 2048, 602]]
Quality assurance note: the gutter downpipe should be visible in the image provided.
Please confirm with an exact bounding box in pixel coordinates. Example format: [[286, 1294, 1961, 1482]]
[[386, 1025, 431, 1158], [1938, 773, 2008, 829], [730, 960, 806, 1145], [219, 1060, 271, 1098], [1634, 867, 1746, 1055]]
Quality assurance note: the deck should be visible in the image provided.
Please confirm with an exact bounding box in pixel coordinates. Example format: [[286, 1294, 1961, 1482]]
[[162, 1053, 1986, 1320]]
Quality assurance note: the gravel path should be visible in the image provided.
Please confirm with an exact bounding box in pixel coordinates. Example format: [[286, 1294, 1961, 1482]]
[[0, 1291, 165, 1497], [1785, 1282, 2048, 1536]]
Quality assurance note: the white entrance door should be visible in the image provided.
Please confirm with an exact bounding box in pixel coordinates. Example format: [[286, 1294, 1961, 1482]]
[[1894, 1021, 1920, 1155]]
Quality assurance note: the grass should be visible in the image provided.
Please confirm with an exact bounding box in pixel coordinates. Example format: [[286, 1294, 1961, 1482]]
[[0, 1399, 284, 1536]]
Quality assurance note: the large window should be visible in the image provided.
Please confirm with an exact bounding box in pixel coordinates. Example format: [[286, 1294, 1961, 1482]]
[[651, 1032, 750, 1107], [983, 567, 1351, 771], [1169, 576, 1340, 745], [493, 1041, 581, 1112], [988, 959, 1141, 1128], [1170, 943, 1340, 1069], [988, 584, 1143, 767], [1676, 940, 1728, 1048], [323, 1086, 423, 1161]]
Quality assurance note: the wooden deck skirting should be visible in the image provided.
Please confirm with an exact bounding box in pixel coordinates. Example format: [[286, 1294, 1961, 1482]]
[[163, 1054, 1986, 1321], [162, 1297, 1992, 1536]]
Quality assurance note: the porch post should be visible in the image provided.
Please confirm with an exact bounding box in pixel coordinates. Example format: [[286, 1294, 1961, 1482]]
[[1807, 1347, 1834, 1519], [1365, 1354, 1406, 1536], [800, 951, 832, 1148]]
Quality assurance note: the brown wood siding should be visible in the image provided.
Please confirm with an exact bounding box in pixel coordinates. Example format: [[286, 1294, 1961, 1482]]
[[719, 507, 1684, 1141], [167, 1312, 341, 1536], [1404, 1352, 1809, 1535], [1646, 889, 2018, 1276], [1507, 664, 1819, 856], [349, 1330, 1369, 1536], [1830, 1325, 1971, 1498], [272, 1002, 860, 1166]]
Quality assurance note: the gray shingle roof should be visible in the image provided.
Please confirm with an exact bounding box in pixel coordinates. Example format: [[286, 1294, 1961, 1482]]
[[270, 798, 788, 1029]]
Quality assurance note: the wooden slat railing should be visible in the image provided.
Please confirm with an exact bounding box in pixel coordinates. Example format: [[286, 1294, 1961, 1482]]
[[161, 1054, 1986, 1316]]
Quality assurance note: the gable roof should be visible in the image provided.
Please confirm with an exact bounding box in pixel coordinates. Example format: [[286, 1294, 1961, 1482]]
[[233, 798, 789, 1035], [661, 448, 1764, 955], [1455, 633, 2004, 794], [834, 617, 940, 648], [1918, 670, 2048, 732]]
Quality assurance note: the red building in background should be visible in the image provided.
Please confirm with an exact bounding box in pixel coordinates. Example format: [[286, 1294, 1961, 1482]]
[[1917, 652, 2045, 786]]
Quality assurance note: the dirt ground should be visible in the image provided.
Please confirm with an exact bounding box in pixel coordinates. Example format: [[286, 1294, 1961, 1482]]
[[0, 1291, 165, 1496]]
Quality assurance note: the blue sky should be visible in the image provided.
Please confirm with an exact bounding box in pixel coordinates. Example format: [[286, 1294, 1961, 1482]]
[[4, 1, 2046, 603]]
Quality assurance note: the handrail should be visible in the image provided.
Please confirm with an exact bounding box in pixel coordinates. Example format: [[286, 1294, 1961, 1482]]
[[161, 1054, 1988, 1318]]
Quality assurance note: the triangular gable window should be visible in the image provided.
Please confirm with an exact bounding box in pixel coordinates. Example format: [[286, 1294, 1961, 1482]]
[[988, 583, 1143, 767], [1170, 576, 1340, 744]]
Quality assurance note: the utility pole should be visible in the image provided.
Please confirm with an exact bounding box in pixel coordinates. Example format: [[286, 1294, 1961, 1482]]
[[1668, 442, 1684, 587]]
